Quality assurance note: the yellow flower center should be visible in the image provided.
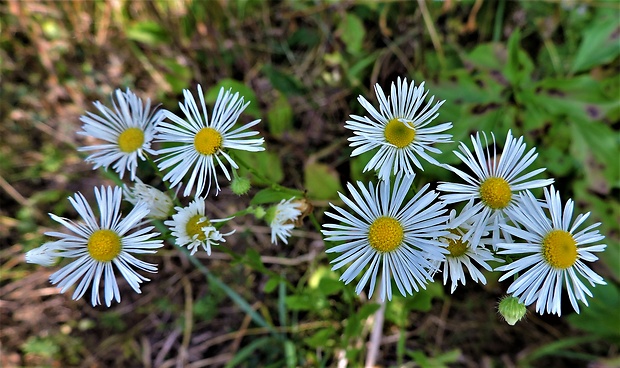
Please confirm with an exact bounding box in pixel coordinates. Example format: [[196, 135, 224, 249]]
[[117, 127, 145, 153], [384, 118, 415, 148], [368, 216, 404, 253], [194, 127, 223, 155], [186, 214, 210, 241], [479, 177, 512, 210], [87, 229, 122, 262], [542, 229, 578, 269], [446, 229, 468, 257]]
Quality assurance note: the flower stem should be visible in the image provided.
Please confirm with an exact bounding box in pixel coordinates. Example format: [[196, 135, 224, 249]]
[[365, 297, 386, 367]]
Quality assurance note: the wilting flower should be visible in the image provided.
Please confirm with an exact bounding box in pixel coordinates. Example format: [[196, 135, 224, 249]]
[[165, 198, 234, 256]]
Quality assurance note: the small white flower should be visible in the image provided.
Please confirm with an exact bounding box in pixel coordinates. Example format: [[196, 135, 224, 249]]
[[346, 77, 452, 180], [43, 186, 163, 307], [432, 204, 502, 293], [495, 186, 607, 316], [25, 243, 60, 266], [165, 198, 234, 256], [437, 130, 554, 249], [78, 88, 162, 181], [267, 198, 303, 245], [155, 85, 265, 197], [123, 178, 173, 220], [322, 172, 449, 301]]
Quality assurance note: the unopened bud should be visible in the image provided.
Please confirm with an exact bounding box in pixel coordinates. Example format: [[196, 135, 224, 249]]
[[498, 295, 527, 325]]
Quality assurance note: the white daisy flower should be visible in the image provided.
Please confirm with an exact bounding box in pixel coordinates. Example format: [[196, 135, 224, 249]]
[[165, 198, 234, 256], [123, 178, 173, 220], [345, 77, 452, 180], [437, 130, 554, 249], [78, 88, 162, 181], [43, 186, 163, 307], [25, 243, 60, 267], [266, 198, 303, 245], [432, 203, 502, 293], [155, 85, 265, 197], [495, 186, 607, 316], [322, 172, 450, 301]]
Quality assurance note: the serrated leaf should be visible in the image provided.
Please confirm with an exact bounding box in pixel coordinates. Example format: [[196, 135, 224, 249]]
[[304, 162, 343, 200], [205, 79, 261, 118]]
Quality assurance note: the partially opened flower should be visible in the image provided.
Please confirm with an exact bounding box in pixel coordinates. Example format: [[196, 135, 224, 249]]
[[322, 173, 449, 301], [165, 198, 234, 256], [433, 203, 501, 293], [346, 77, 452, 180], [266, 198, 303, 245], [495, 186, 606, 316], [123, 178, 173, 220], [38, 186, 163, 307], [437, 130, 554, 249], [78, 88, 162, 180], [155, 86, 265, 197]]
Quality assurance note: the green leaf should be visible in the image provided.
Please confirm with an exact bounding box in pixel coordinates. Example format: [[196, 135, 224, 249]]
[[205, 79, 261, 118], [304, 162, 343, 200], [406, 282, 444, 312], [266, 94, 293, 136], [504, 30, 533, 88], [285, 294, 315, 311], [225, 337, 277, 368], [304, 328, 336, 349], [250, 188, 304, 206], [160, 58, 191, 94], [126, 20, 170, 46], [235, 150, 284, 186], [262, 64, 306, 95], [337, 13, 365, 54], [567, 282, 620, 343], [571, 17, 620, 73]]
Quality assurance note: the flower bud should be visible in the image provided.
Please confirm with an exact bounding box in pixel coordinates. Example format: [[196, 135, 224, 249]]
[[498, 295, 527, 325], [230, 176, 251, 196]]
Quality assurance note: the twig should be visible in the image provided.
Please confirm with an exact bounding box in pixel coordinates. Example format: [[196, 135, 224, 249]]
[[417, 0, 445, 67]]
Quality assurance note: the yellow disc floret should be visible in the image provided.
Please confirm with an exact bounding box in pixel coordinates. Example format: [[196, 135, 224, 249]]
[[117, 127, 145, 153], [542, 229, 578, 269], [446, 229, 468, 257], [368, 216, 404, 253], [186, 214, 209, 241], [87, 229, 122, 262], [194, 127, 223, 155], [384, 118, 415, 148], [479, 177, 512, 210]]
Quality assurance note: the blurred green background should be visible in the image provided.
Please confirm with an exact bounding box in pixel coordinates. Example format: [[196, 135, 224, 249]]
[[1, 0, 619, 367]]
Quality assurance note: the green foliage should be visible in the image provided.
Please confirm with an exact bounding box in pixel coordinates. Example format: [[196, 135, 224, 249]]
[[234, 150, 284, 186], [304, 162, 343, 200], [567, 282, 620, 343], [571, 11, 620, 73], [266, 94, 294, 136], [205, 79, 262, 118]]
